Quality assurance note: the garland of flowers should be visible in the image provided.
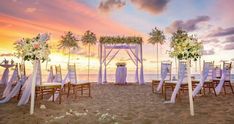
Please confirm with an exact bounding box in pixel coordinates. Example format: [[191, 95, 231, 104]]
[[99, 36, 142, 44], [169, 30, 203, 61], [14, 33, 50, 62]]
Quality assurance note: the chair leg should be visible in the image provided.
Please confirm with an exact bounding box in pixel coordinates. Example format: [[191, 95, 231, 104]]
[[164, 85, 167, 100], [228, 82, 234, 94], [212, 83, 217, 96], [223, 82, 227, 95], [59, 89, 62, 104], [89, 84, 91, 97], [67, 84, 70, 98]]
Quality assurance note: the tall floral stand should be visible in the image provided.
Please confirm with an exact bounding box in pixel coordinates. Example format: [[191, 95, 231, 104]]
[[30, 60, 39, 115], [187, 60, 194, 116]]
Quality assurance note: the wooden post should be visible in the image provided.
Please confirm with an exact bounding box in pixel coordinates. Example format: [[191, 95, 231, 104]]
[[30, 60, 38, 115], [187, 59, 194, 116]]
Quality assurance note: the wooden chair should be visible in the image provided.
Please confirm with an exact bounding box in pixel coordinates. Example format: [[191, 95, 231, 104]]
[[192, 61, 217, 96], [67, 64, 91, 98], [17, 63, 26, 100], [152, 61, 172, 94], [35, 63, 62, 104], [163, 61, 188, 100], [221, 62, 233, 95]]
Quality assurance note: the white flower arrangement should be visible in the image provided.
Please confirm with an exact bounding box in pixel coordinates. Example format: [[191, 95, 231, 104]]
[[14, 33, 50, 62], [116, 62, 126, 66], [169, 30, 203, 61]]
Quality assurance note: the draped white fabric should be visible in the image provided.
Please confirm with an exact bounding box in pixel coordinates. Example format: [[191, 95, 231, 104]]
[[18, 61, 41, 105], [115, 66, 127, 84], [98, 44, 144, 84], [0, 76, 27, 104], [192, 63, 213, 96], [2, 67, 19, 97], [47, 69, 54, 82], [1, 68, 9, 85], [165, 62, 187, 103], [215, 67, 230, 95], [157, 63, 171, 92]]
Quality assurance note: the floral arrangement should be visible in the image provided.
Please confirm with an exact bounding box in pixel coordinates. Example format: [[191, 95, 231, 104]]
[[116, 62, 126, 66], [99, 36, 142, 44], [14, 33, 50, 62], [169, 29, 203, 61]]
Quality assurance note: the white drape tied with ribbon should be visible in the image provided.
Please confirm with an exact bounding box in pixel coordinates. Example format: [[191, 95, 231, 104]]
[[0, 76, 27, 104], [192, 63, 212, 96], [165, 62, 187, 103], [1, 68, 9, 85], [2, 67, 19, 97], [157, 63, 170, 92], [18, 60, 41, 106], [47, 69, 54, 82], [215, 67, 230, 95]]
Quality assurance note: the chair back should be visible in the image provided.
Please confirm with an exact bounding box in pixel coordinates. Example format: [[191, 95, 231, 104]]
[[55, 65, 62, 83], [19, 63, 26, 78], [50, 65, 54, 78], [223, 62, 232, 81], [36, 61, 42, 85], [178, 61, 187, 83], [68, 64, 77, 84], [203, 61, 214, 80], [161, 61, 172, 81], [213, 64, 222, 79]]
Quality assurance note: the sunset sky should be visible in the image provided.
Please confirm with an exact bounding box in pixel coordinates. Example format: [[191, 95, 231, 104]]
[[0, 0, 234, 74]]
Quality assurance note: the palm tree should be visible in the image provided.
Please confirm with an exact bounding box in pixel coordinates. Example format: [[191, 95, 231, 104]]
[[81, 30, 97, 82], [58, 31, 79, 65], [148, 27, 165, 79]]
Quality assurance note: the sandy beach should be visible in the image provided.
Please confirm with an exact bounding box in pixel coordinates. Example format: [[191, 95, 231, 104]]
[[0, 83, 234, 124]]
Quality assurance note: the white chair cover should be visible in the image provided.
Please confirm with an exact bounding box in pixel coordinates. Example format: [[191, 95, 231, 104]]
[[157, 63, 171, 92], [215, 65, 231, 95], [47, 66, 54, 82], [192, 62, 213, 96], [2, 66, 19, 97], [0, 76, 27, 104], [1, 68, 9, 85], [18, 61, 41, 105], [165, 61, 187, 103]]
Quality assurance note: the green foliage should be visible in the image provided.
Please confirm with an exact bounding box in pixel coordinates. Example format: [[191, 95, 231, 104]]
[[99, 36, 142, 44], [58, 31, 79, 50], [148, 27, 165, 45], [81, 30, 97, 45], [14, 33, 50, 62], [169, 29, 203, 61]]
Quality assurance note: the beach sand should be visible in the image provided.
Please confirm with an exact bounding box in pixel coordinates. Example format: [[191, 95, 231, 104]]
[[0, 83, 234, 124]]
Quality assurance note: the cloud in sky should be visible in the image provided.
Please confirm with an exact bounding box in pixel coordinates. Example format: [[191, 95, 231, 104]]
[[0, 53, 14, 57], [202, 49, 215, 55], [202, 39, 220, 44], [223, 43, 234, 50], [208, 27, 234, 37], [98, 0, 170, 15], [25, 7, 37, 13], [165, 16, 210, 33], [99, 0, 126, 13], [130, 0, 170, 15], [224, 36, 234, 43]]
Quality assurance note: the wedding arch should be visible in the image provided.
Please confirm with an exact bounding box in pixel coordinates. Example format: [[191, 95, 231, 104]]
[[98, 36, 145, 85]]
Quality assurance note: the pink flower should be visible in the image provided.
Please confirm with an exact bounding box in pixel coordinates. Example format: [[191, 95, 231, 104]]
[[34, 43, 40, 49]]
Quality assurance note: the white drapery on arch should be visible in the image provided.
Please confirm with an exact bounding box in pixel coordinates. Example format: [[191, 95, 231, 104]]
[[98, 43, 145, 85]]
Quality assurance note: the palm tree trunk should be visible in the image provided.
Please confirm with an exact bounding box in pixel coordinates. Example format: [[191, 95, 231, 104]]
[[157, 43, 159, 79], [68, 48, 71, 66], [88, 44, 90, 82]]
